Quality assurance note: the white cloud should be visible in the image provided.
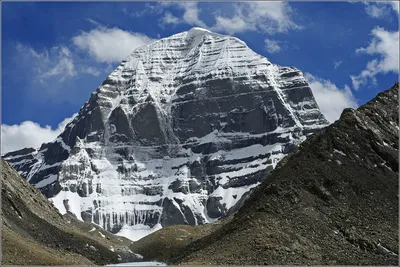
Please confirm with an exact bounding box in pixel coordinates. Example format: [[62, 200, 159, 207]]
[[13, 41, 113, 104], [212, 15, 251, 34], [83, 67, 101, 77], [16, 43, 77, 83], [122, 3, 164, 17], [305, 73, 358, 123], [364, 2, 391, 18], [351, 27, 399, 90], [333, 60, 343, 69], [212, 2, 301, 34], [264, 38, 281, 53], [1, 114, 77, 154], [158, 2, 300, 35], [363, 2, 399, 19], [160, 2, 207, 28], [179, 2, 207, 28], [72, 27, 156, 63], [162, 11, 180, 25], [85, 18, 102, 27], [389, 1, 400, 13], [42, 58, 76, 81]]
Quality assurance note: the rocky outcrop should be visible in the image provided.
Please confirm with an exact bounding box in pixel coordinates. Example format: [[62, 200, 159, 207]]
[[1, 159, 142, 265], [172, 83, 399, 265], [3, 27, 329, 239]]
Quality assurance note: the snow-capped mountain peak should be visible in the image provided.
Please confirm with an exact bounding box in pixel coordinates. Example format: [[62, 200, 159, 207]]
[[3, 28, 329, 241]]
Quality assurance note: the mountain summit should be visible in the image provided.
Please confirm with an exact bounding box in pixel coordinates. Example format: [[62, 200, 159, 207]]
[[3, 27, 329, 240]]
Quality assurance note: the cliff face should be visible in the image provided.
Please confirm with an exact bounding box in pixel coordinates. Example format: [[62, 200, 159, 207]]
[[1, 159, 142, 265], [172, 83, 399, 265], [3, 27, 328, 240]]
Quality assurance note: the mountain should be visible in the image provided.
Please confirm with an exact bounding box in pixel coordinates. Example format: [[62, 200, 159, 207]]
[[167, 83, 398, 265], [1, 158, 144, 265], [3, 27, 329, 240]]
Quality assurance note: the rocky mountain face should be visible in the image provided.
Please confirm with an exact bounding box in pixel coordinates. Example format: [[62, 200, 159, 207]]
[[3, 27, 328, 240], [1, 158, 142, 265], [171, 83, 399, 265]]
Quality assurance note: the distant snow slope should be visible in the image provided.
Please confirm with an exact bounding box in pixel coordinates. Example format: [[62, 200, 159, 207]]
[[3, 27, 329, 241]]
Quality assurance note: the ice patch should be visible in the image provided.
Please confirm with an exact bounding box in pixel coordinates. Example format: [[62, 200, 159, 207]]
[[197, 130, 231, 145], [38, 162, 61, 171], [116, 224, 162, 242], [9, 158, 30, 166], [211, 183, 259, 209], [34, 174, 57, 189], [210, 143, 283, 162], [49, 190, 83, 221]]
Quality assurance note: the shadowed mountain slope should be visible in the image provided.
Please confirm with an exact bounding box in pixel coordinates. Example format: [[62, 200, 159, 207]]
[[167, 82, 399, 265]]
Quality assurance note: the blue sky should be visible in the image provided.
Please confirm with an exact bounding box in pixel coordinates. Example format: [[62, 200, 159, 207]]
[[1, 1, 399, 153]]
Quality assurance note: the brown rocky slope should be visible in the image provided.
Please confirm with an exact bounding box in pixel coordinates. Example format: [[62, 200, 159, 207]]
[[165, 83, 399, 265], [1, 158, 141, 265]]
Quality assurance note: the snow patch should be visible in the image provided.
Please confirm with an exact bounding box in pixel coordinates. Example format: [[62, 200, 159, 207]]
[[211, 183, 259, 209], [333, 149, 346, 156], [54, 137, 71, 152], [116, 224, 162, 242], [34, 174, 57, 189], [49, 190, 83, 221]]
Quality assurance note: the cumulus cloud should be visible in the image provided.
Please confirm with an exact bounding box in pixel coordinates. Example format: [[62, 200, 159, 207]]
[[1, 114, 77, 154], [160, 2, 207, 28], [212, 15, 250, 34], [264, 39, 281, 53], [351, 27, 399, 90], [162, 11, 180, 25], [211, 2, 301, 34], [305, 73, 358, 123], [157, 2, 300, 35], [72, 27, 156, 63], [179, 2, 207, 27]]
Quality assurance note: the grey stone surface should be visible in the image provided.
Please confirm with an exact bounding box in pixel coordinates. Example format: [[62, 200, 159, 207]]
[[3, 28, 330, 234]]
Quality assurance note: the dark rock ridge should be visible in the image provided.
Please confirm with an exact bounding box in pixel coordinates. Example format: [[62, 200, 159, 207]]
[[171, 83, 399, 265], [3, 27, 329, 239]]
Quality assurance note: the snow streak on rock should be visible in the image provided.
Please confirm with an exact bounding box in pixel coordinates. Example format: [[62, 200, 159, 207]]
[[3, 28, 329, 240]]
